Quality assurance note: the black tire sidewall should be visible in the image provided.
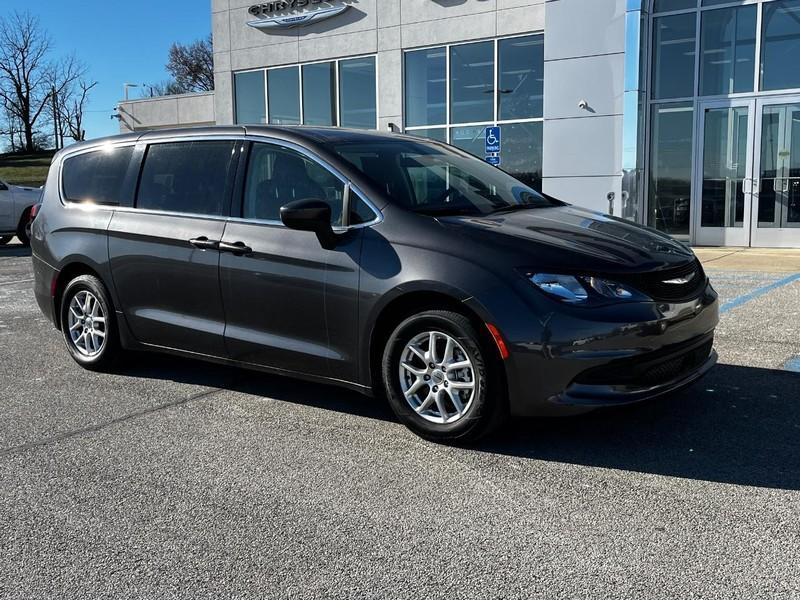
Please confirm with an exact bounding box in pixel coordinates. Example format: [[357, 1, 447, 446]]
[[382, 311, 496, 442], [16, 209, 31, 246], [60, 275, 116, 369]]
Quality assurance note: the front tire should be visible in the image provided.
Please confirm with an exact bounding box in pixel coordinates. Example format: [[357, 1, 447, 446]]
[[381, 310, 506, 443], [60, 275, 119, 370]]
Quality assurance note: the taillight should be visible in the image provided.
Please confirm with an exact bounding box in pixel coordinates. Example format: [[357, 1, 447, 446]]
[[30, 203, 41, 219]]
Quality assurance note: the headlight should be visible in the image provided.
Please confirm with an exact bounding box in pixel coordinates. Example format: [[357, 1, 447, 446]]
[[529, 274, 588, 303], [528, 273, 648, 304]]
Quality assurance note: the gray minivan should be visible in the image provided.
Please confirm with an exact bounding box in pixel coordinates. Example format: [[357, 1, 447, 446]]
[[32, 126, 718, 443]]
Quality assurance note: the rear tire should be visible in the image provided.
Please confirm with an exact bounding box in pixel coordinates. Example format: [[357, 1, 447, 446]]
[[381, 310, 506, 444], [60, 275, 119, 371], [16, 208, 31, 246]]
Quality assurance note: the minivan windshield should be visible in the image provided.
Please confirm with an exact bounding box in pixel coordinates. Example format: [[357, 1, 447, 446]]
[[330, 138, 558, 216]]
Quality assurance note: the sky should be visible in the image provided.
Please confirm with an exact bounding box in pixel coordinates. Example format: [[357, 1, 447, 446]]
[[3, 0, 212, 141]]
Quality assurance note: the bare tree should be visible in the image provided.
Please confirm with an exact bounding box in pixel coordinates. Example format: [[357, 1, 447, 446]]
[[166, 35, 214, 93], [0, 12, 83, 153], [44, 56, 90, 148], [60, 80, 97, 143], [0, 12, 52, 153]]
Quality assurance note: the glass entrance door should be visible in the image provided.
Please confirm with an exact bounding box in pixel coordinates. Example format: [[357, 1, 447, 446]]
[[695, 99, 756, 246], [752, 98, 800, 247]]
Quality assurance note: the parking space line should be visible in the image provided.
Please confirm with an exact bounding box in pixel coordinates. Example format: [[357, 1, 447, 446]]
[[719, 272, 800, 314]]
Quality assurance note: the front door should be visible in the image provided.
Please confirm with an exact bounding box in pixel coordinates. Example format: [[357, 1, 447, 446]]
[[219, 141, 362, 382], [694, 96, 800, 248], [694, 99, 756, 247], [752, 97, 800, 247]]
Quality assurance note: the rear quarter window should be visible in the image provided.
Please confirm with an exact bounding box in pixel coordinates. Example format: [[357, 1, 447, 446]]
[[62, 146, 134, 205]]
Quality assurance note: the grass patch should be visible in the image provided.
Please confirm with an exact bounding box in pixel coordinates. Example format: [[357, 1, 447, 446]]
[[0, 151, 55, 187]]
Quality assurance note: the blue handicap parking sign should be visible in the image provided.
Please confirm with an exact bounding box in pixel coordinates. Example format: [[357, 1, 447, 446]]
[[485, 155, 501, 166], [485, 126, 501, 154]]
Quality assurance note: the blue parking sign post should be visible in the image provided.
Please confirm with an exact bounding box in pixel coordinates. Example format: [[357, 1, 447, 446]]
[[485, 126, 501, 154]]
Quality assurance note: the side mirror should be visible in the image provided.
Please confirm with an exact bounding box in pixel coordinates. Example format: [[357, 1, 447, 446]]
[[280, 199, 338, 249]]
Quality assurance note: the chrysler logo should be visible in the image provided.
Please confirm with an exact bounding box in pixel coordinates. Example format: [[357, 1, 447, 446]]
[[248, 2, 350, 30], [662, 272, 696, 285]]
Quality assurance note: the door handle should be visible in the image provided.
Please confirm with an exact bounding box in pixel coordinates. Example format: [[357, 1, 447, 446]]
[[189, 236, 219, 250], [218, 241, 253, 255]]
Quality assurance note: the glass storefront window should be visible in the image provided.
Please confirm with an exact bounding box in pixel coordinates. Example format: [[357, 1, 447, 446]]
[[648, 103, 693, 235], [498, 35, 544, 121], [700, 6, 756, 96], [339, 57, 377, 129], [234, 71, 266, 125], [652, 13, 697, 99], [450, 41, 494, 123], [406, 37, 544, 194], [405, 49, 446, 127], [654, 0, 697, 12], [761, 1, 800, 91], [302, 62, 336, 126], [501, 122, 543, 191], [451, 125, 490, 158], [267, 67, 301, 125], [408, 128, 447, 143]]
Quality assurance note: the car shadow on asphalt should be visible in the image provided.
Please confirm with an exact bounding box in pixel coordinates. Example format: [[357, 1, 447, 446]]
[[116, 354, 800, 490], [482, 363, 800, 491]]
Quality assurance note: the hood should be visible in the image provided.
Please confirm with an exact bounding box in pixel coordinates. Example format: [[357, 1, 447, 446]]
[[437, 205, 695, 274]]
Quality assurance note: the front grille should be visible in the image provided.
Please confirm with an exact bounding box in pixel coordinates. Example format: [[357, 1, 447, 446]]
[[575, 336, 714, 388], [618, 260, 707, 303]]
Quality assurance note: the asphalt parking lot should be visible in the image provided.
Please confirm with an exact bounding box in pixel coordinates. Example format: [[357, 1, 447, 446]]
[[1, 241, 799, 599]]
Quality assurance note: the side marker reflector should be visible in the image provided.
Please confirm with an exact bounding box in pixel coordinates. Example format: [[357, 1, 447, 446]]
[[485, 323, 509, 360]]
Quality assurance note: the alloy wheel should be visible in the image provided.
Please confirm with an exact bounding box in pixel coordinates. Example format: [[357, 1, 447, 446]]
[[398, 330, 477, 424], [67, 290, 107, 357]]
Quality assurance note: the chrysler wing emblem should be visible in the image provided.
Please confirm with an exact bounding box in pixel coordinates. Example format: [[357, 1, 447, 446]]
[[662, 272, 696, 285], [247, 5, 350, 30]]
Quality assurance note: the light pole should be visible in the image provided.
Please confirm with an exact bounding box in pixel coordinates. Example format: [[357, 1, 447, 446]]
[[123, 83, 140, 101]]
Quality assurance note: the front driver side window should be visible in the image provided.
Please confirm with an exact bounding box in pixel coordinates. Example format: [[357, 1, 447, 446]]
[[243, 143, 345, 226]]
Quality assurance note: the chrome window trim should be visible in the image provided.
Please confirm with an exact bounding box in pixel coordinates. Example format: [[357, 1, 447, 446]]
[[57, 132, 384, 229]]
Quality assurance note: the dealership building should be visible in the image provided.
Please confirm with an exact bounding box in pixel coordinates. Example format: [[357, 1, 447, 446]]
[[118, 0, 800, 248]]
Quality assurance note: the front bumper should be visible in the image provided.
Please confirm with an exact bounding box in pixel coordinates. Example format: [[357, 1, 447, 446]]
[[503, 283, 720, 416], [553, 335, 717, 406]]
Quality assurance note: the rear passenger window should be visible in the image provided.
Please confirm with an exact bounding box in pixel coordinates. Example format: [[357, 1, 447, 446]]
[[137, 141, 237, 216], [62, 146, 134, 205], [243, 143, 345, 226]]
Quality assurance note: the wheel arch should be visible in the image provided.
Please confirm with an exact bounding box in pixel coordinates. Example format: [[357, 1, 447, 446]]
[[365, 287, 504, 394], [52, 261, 106, 331]]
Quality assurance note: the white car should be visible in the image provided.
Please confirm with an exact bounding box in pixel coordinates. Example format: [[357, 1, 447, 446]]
[[0, 179, 42, 246]]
